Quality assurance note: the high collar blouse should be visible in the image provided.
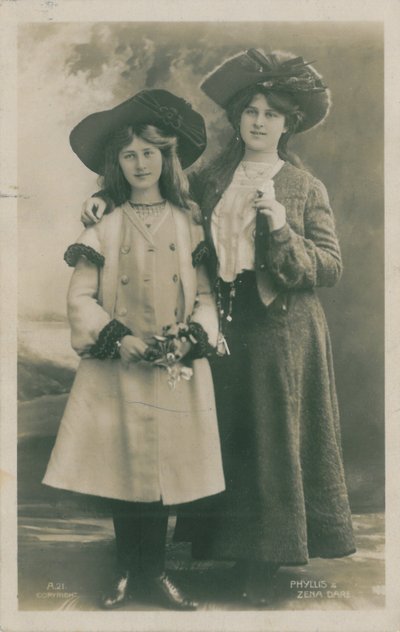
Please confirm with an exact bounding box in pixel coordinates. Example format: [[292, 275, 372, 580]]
[[211, 159, 284, 282]]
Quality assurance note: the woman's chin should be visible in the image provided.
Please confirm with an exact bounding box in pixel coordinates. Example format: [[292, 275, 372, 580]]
[[244, 141, 275, 154]]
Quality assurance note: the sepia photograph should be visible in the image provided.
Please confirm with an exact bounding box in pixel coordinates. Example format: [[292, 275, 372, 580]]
[[1, 1, 399, 631]]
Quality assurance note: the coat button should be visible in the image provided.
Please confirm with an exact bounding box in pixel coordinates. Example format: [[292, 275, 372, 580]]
[[121, 275, 129, 284], [259, 263, 266, 270], [169, 243, 176, 251], [118, 307, 127, 316], [121, 245, 130, 254], [173, 274, 179, 283], [259, 231, 264, 237]]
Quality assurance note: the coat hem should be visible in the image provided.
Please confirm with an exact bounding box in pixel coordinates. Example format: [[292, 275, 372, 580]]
[[42, 478, 225, 507]]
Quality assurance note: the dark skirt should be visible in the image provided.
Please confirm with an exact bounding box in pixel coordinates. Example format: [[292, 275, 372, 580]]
[[175, 272, 355, 565]]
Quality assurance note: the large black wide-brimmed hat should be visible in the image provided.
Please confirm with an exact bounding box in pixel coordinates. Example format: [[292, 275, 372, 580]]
[[200, 48, 331, 133], [69, 89, 207, 173]]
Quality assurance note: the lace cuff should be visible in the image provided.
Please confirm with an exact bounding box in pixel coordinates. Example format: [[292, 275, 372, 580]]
[[64, 244, 105, 268], [90, 319, 132, 359], [192, 240, 211, 267], [186, 321, 212, 359]]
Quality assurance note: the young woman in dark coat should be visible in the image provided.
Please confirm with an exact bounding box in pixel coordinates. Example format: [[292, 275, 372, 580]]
[[81, 48, 356, 606]]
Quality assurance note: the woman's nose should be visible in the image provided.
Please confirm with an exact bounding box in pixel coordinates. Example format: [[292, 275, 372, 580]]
[[254, 116, 264, 128], [136, 157, 143, 169]]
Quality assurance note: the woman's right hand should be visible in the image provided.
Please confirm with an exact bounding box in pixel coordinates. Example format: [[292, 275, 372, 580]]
[[119, 335, 148, 365], [81, 197, 106, 226]]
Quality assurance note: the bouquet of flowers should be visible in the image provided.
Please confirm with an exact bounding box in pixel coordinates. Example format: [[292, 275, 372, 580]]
[[143, 322, 195, 390]]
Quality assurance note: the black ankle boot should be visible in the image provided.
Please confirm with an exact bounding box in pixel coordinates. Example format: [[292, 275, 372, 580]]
[[101, 570, 132, 609], [150, 573, 198, 610]]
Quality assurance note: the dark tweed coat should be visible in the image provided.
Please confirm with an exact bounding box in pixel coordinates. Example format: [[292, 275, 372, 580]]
[[175, 162, 356, 564]]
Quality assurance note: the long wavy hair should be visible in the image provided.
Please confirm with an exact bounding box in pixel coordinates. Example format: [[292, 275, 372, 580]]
[[100, 124, 198, 215], [201, 80, 305, 196]]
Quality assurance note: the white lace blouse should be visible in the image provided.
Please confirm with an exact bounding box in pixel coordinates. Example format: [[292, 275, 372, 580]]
[[211, 159, 284, 282]]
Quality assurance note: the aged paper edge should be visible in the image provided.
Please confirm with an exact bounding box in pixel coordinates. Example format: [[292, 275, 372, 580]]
[[1, 0, 399, 631]]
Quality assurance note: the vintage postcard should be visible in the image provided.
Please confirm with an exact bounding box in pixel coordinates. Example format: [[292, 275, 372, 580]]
[[0, 0, 399, 631]]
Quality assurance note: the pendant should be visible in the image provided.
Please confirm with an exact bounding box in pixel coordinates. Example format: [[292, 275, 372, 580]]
[[217, 333, 230, 356]]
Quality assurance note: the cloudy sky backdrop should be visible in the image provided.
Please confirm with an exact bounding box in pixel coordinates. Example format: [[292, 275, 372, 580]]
[[17, 21, 384, 504]]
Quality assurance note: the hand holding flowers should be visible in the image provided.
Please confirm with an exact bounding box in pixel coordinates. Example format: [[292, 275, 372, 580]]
[[143, 323, 196, 389]]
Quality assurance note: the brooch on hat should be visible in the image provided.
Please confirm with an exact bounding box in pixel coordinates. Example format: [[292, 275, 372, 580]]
[[159, 106, 183, 130]]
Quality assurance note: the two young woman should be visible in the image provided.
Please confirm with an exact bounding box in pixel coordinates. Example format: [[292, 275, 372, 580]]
[[47, 47, 356, 609]]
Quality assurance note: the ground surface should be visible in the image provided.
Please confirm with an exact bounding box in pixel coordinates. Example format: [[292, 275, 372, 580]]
[[17, 321, 385, 612], [18, 511, 384, 612]]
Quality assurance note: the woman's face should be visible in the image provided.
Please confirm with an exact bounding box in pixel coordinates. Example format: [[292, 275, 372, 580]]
[[239, 93, 287, 154], [118, 135, 163, 193]]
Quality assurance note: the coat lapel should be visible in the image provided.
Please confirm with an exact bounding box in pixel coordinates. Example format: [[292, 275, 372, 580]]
[[97, 204, 200, 323], [122, 203, 154, 244]]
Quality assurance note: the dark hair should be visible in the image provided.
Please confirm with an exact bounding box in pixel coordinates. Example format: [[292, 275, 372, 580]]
[[100, 124, 198, 215], [202, 83, 305, 193]]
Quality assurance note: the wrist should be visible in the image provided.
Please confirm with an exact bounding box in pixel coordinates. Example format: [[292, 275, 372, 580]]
[[270, 222, 291, 243]]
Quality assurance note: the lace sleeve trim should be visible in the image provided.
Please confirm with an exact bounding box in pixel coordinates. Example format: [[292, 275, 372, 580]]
[[192, 240, 210, 267], [90, 319, 132, 359], [64, 243, 105, 268], [186, 321, 212, 359]]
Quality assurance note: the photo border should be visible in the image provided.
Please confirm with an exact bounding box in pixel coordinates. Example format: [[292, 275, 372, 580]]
[[1, 1, 399, 630]]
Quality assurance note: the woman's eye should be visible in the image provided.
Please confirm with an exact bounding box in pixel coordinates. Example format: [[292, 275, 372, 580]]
[[144, 151, 152, 157]]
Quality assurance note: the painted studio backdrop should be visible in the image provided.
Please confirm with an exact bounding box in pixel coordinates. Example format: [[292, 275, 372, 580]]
[[17, 21, 384, 609]]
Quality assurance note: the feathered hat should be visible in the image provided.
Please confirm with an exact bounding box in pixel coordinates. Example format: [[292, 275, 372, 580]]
[[200, 48, 331, 133]]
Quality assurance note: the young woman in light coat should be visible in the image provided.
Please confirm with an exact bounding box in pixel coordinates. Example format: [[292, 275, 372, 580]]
[[43, 89, 225, 611]]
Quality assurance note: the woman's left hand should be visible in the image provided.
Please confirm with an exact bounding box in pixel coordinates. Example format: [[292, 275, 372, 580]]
[[253, 192, 287, 232]]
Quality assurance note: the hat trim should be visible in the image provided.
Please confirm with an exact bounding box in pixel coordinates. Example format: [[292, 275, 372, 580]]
[[200, 48, 331, 133], [134, 91, 206, 148]]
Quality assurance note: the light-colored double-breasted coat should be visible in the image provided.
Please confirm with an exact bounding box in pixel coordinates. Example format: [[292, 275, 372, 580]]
[[43, 202, 225, 505]]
